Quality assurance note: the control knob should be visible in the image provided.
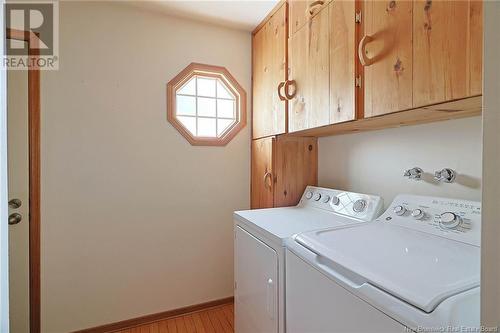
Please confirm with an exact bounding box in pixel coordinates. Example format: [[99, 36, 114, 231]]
[[353, 199, 367, 213], [331, 196, 340, 206], [322, 195, 331, 203], [393, 206, 406, 216], [313, 193, 322, 201], [439, 212, 462, 229], [411, 209, 425, 220], [305, 191, 313, 200]]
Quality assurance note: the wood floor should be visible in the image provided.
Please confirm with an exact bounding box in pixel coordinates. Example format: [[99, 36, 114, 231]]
[[116, 303, 234, 333]]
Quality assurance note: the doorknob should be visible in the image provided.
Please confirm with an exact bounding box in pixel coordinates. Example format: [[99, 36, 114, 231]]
[[8, 213, 22, 225], [8, 198, 22, 209]]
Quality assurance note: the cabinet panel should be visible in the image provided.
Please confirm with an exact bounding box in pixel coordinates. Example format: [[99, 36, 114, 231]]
[[413, 0, 470, 106], [469, 0, 483, 96], [252, 4, 287, 139], [274, 136, 317, 207], [289, 0, 329, 36], [289, 7, 330, 132], [251, 137, 275, 209], [329, 0, 356, 124], [363, 0, 413, 117]]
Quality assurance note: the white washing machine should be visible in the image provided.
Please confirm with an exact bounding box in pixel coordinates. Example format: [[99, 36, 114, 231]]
[[233, 186, 384, 333], [286, 194, 481, 333]]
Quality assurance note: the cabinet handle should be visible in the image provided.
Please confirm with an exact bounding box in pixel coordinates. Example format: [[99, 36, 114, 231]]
[[277, 81, 286, 101], [263, 171, 273, 190], [284, 80, 297, 100], [307, 0, 325, 16], [358, 35, 375, 66]]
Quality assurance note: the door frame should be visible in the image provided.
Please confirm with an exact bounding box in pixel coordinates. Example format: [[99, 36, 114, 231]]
[[6, 28, 41, 333]]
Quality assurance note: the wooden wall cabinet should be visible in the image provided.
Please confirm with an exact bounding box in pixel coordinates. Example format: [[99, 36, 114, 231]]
[[251, 136, 318, 209], [252, 3, 288, 139], [288, 6, 330, 132], [413, 0, 483, 106], [362, 0, 413, 117], [360, 0, 483, 118], [288, 0, 357, 133], [289, 0, 330, 36], [329, 0, 357, 124]]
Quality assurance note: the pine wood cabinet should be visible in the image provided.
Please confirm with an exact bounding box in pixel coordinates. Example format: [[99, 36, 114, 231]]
[[252, 3, 288, 139], [251, 136, 318, 209], [288, 0, 357, 132], [360, 0, 483, 118], [413, 0, 483, 106], [288, 6, 330, 132], [362, 0, 413, 117], [289, 0, 330, 36], [329, 0, 357, 124]]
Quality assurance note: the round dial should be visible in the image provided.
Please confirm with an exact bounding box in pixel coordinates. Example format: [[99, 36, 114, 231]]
[[393, 205, 406, 216], [331, 196, 340, 206], [353, 199, 367, 213], [439, 212, 462, 229], [313, 193, 322, 201], [305, 191, 313, 200], [411, 209, 425, 220], [322, 195, 331, 203]]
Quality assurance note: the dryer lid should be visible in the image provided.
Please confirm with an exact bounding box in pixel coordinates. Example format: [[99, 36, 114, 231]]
[[294, 222, 480, 313]]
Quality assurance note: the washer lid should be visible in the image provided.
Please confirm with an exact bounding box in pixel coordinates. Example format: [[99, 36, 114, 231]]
[[294, 222, 480, 313]]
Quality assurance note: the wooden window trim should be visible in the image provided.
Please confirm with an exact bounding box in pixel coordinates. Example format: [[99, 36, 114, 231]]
[[167, 63, 247, 146]]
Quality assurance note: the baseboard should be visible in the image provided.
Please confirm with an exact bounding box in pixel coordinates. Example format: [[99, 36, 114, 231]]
[[73, 296, 234, 333]]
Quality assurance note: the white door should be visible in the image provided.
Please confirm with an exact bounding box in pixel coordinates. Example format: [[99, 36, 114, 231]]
[[7, 60, 30, 333], [235, 226, 278, 333]]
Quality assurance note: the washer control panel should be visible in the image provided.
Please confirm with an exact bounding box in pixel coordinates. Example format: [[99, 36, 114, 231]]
[[376, 194, 481, 246], [299, 186, 384, 222]]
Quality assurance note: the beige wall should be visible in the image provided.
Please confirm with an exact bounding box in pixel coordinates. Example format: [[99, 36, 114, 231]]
[[40, 2, 251, 332], [481, 1, 500, 327], [319, 117, 483, 206]]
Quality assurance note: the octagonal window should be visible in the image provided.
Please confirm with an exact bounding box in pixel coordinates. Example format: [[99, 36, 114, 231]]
[[167, 63, 247, 146]]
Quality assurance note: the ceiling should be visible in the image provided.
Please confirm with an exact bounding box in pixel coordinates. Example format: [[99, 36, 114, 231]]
[[128, 1, 280, 32]]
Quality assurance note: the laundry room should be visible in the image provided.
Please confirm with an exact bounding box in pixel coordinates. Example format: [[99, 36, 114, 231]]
[[0, 1, 499, 333]]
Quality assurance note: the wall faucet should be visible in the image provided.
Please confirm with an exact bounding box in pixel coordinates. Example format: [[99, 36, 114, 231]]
[[404, 167, 423, 181], [434, 168, 457, 183]]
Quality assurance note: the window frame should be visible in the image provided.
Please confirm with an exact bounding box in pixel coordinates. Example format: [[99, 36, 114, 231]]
[[167, 63, 247, 146]]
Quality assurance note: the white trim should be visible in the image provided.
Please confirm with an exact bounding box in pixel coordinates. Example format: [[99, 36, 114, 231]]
[[481, 1, 500, 328], [0, 0, 11, 331]]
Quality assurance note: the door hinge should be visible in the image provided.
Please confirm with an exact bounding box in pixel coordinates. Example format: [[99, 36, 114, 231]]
[[355, 11, 362, 24], [355, 75, 362, 88]]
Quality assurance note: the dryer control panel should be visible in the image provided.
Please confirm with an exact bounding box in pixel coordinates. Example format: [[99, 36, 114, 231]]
[[376, 194, 481, 246], [299, 186, 384, 222]]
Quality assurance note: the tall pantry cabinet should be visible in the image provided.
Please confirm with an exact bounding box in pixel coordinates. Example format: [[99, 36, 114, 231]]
[[252, 2, 318, 209]]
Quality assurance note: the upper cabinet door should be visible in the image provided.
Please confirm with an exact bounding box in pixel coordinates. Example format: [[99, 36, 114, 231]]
[[469, 0, 483, 96], [413, 0, 483, 107], [289, 0, 329, 36], [288, 6, 330, 132], [252, 4, 287, 139], [329, 0, 356, 124], [362, 0, 413, 117]]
